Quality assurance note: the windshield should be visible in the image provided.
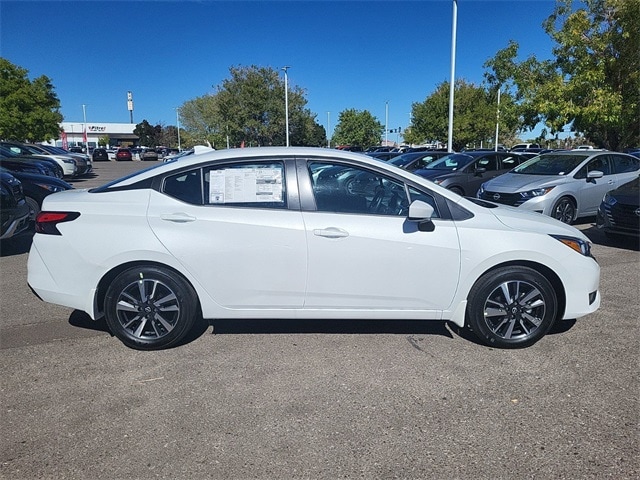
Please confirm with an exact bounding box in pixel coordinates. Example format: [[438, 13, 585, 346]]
[[90, 160, 177, 192], [423, 154, 474, 171], [513, 154, 588, 175]]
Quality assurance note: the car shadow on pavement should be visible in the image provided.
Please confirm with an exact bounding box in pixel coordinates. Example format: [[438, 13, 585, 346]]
[[0, 229, 34, 257], [580, 220, 639, 251]]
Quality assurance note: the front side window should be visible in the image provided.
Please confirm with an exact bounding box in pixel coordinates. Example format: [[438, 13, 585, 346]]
[[308, 161, 439, 217]]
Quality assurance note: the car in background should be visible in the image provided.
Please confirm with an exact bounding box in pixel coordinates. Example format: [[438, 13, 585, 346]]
[[2, 168, 73, 222], [0, 145, 65, 179], [28, 146, 600, 351], [389, 151, 451, 172], [511, 143, 540, 151], [140, 148, 159, 161], [92, 148, 110, 161], [623, 148, 640, 159], [478, 150, 640, 224], [0, 170, 30, 240], [366, 151, 401, 161], [37, 144, 92, 175], [596, 176, 640, 239], [115, 148, 133, 161], [68, 146, 84, 153], [0, 141, 79, 178], [413, 151, 525, 196]]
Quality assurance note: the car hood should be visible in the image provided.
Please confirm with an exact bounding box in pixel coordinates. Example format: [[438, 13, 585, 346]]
[[483, 173, 568, 192], [485, 201, 590, 240]]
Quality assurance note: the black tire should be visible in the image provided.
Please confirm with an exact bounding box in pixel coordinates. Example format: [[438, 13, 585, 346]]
[[449, 186, 464, 196], [466, 266, 558, 348], [104, 265, 199, 350], [551, 196, 576, 224], [25, 196, 40, 222]]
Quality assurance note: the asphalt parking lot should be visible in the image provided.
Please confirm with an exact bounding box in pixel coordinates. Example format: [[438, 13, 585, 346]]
[[1, 159, 638, 479]]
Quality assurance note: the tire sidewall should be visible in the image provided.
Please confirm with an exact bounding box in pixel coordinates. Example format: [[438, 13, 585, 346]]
[[104, 266, 198, 350], [467, 266, 558, 348]]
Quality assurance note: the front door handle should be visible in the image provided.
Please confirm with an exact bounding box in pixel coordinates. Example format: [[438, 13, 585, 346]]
[[313, 227, 349, 238], [160, 213, 197, 223]]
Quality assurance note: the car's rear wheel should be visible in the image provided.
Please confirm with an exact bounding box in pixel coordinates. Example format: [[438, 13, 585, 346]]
[[25, 196, 40, 222], [466, 266, 558, 348], [104, 266, 199, 350], [449, 186, 464, 196], [552, 197, 576, 224]]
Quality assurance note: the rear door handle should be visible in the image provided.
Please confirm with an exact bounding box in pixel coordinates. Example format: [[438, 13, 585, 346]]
[[160, 213, 197, 223], [313, 228, 349, 238]]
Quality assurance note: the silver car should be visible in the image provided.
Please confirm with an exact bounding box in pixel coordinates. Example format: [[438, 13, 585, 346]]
[[477, 150, 639, 224]]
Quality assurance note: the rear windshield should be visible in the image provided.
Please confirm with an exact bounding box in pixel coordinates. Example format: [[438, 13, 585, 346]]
[[513, 154, 588, 175]]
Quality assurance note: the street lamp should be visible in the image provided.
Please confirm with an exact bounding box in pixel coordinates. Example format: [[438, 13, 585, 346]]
[[385, 101, 389, 146], [82, 104, 88, 153], [327, 111, 330, 148], [447, 0, 458, 153], [282, 66, 290, 147], [175, 107, 181, 151]]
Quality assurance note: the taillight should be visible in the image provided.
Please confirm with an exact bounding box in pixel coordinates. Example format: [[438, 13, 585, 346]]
[[35, 211, 80, 235]]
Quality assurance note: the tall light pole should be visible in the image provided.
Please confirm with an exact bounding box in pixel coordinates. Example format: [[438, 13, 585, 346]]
[[282, 66, 290, 147], [327, 111, 331, 148], [175, 108, 181, 151], [447, 0, 458, 153], [494, 87, 501, 151], [82, 104, 88, 152], [385, 101, 389, 146]]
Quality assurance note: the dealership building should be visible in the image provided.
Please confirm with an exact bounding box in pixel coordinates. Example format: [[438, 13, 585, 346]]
[[55, 122, 139, 150]]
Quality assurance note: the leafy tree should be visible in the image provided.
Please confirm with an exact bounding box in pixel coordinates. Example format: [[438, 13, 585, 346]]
[[405, 80, 519, 151], [484, 0, 640, 150], [98, 135, 110, 147], [0, 58, 63, 142], [331, 109, 383, 148], [133, 120, 158, 147], [179, 65, 325, 148]]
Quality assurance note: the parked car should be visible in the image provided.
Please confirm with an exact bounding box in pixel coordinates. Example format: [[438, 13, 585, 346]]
[[140, 149, 159, 161], [115, 148, 133, 161], [0, 158, 58, 178], [36, 144, 92, 175], [623, 148, 640, 159], [92, 148, 110, 161], [28, 147, 600, 351], [68, 146, 84, 153], [0, 170, 30, 240], [511, 143, 540, 151], [366, 151, 402, 161], [0, 144, 65, 178], [413, 151, 526, 196], [0, 141, 78, 177], [2, 168, 73, 221], [477, 150, 640, 224], [389, 151, 451, 172], [596, 176, 640, 239]]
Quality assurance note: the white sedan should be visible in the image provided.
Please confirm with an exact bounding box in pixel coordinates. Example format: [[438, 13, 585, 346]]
[[27, 147, 600, 350]]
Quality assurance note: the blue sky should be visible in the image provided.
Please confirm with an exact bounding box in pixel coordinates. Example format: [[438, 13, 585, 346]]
[[1, 0, 561, 140]]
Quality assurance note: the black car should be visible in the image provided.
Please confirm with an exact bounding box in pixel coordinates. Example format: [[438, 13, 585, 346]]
[[0, 170, 30, 240], [389, 151, 451, 172], [92, 148, 110, 161], [0, 145, 64, 178], [596, 176, 640, 239], [413, 151, 526, 196], [2, 168, 73, 221]]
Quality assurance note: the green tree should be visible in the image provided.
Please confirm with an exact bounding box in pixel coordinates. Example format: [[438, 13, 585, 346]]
[[484, 0, 640, 150], [179, 65, 324, 148], [0, 58, 63, 142], [405, 80, 518, 151], [98, 135, 110, 147], [133, 120, 157, 147], [331, 109, 383, 148]]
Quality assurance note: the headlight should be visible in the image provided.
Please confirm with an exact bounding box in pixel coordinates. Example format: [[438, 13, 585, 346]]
[[35, 183, 64, 193], [603, 192, 617, 206], [519, 186, 555, 200], [550, 234, 592, 257]]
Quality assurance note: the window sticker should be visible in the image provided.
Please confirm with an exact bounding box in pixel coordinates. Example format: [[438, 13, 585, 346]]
[[209, 167, 283, 204]]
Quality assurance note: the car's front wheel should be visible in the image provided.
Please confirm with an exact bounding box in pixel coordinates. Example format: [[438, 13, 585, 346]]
[[552, 197, 576, 224], [466, 266, 558, 348], [104, 265, 199, 350]]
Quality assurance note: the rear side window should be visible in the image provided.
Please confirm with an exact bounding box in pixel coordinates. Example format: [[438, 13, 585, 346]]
[[610, 154, 639, 173], [204, 161, 286, 209]]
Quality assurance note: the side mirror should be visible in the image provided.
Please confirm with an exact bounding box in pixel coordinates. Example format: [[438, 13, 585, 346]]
[[475, 167, 487, 176], [587, 170, 604, 183], [408, 200, 435, 222]]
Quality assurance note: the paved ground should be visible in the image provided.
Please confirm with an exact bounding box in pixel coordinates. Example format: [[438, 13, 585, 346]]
[[1, 159, 638, 479]]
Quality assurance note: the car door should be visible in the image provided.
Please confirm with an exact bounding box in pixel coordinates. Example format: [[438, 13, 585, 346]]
[[300, 159, 461, 313], [573, 155, 617, 215], [461, 154, 500, 196], [147, 160, 307, 309]]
